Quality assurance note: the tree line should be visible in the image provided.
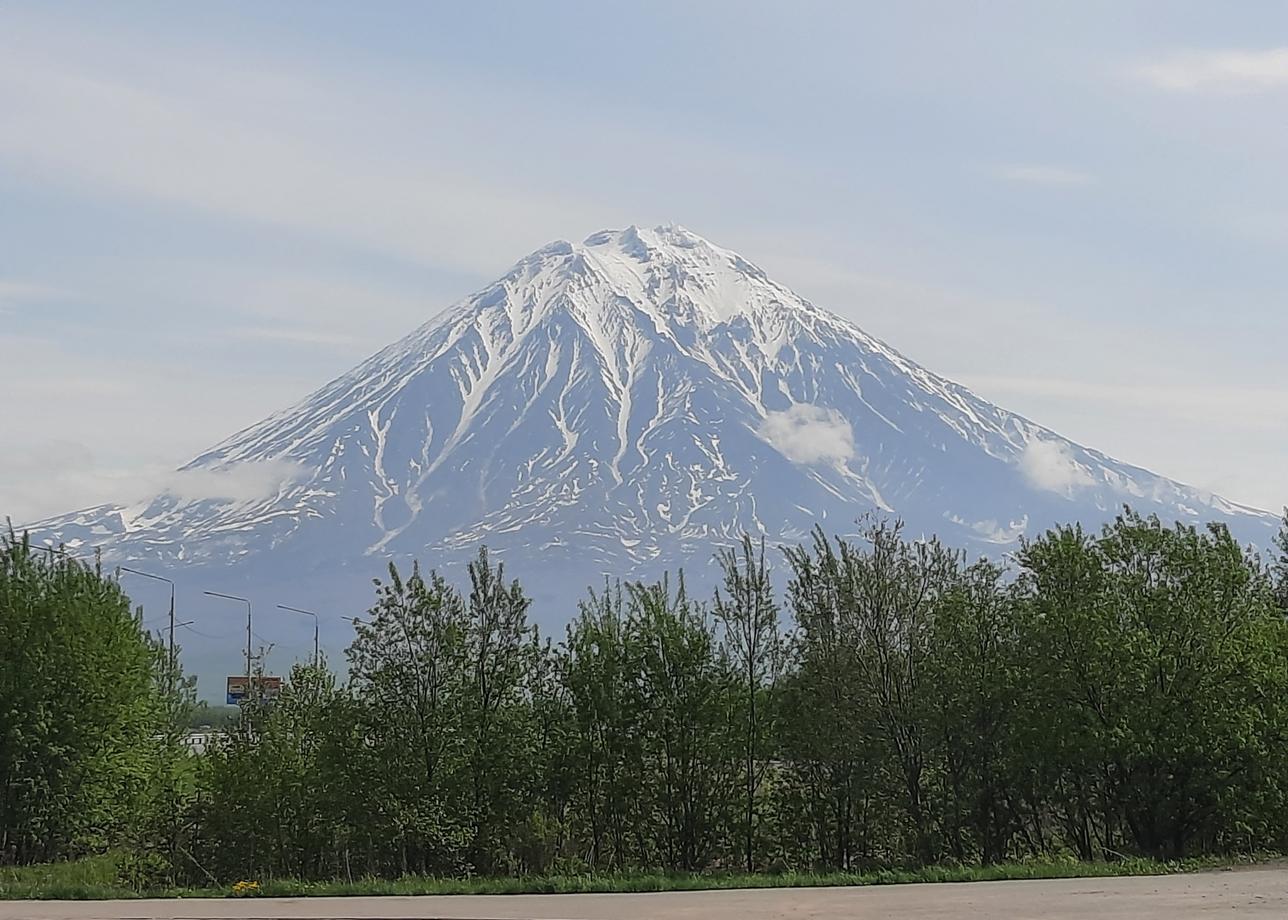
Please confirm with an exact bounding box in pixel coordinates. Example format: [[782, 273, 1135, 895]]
[[0, 536, 192, 869], [3, 508, 1288, 885]]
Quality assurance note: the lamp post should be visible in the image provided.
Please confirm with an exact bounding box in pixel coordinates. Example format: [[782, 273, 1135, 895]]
[[121, 566, 177, 693], [276, 604, 320, 667], [204, 591, 253, 687]]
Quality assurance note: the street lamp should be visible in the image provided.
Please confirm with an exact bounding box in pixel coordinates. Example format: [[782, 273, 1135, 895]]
[[121, 566, 177, 692], [276, 604, 320, 667], [204, 591, 253, 685]]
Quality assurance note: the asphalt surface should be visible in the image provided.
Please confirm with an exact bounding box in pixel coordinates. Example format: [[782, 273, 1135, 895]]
[[3, 868, 1285, 919]]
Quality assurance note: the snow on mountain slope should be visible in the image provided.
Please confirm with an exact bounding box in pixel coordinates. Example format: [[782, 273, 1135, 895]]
[[27, 225, 1278, 587]]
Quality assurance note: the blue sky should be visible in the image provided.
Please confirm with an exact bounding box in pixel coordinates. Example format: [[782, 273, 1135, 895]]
[[2, 0, 1286, 523]]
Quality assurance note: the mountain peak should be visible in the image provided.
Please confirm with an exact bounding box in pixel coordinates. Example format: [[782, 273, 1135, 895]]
[[507, 224, 773, 331], [577, 224, 753, 276], [582, 223, 709, 250]]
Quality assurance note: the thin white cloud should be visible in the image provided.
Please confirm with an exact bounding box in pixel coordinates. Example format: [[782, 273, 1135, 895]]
[[0, 279, 71, 309], [230, 326, 360, 348], [759, 404, 855, 466], [4, 451, 308, 527], [212, 272, 449, 351], [1137, 48, 1288, 92], [0, 333, 320, 525], [0, 442, 161, 528], [158, 459, 307, 505], [964, 375, 1288, 433], [1019, 439, 1094, 494], [0, 19, 775, 282], [0, 47, 606, 277], [997, 164, 1094, 186]]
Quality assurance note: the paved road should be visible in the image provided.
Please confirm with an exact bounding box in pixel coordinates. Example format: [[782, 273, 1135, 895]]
[[3, 868, 1285, 920]]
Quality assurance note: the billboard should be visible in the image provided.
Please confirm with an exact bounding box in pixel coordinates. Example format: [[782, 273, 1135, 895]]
[[226, 675, 284, 705]]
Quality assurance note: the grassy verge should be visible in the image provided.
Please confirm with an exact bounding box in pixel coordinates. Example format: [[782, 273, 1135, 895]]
[[0, 853, 1265, 901], [0, 854, 127, 900]]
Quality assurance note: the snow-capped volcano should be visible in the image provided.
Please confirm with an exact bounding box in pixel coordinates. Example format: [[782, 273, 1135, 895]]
[[28, 225, 1277, 615]]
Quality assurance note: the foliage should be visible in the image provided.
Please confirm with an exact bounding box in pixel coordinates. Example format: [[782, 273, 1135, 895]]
[[1273, 509, 1288, 614], [0, 533, 190, 868], [115, 851, 172, 893], [4, 508, 1288, 887], [714, 536, 781, 873], [1013, 512, 1288, 859]]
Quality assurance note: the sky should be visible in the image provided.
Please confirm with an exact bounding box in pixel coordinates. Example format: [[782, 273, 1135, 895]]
[[2, 0, 1287, 526]]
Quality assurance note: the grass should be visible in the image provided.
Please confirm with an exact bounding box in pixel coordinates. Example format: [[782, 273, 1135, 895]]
[[0, 852, 1265, 901], [0, 854, 126, 900]]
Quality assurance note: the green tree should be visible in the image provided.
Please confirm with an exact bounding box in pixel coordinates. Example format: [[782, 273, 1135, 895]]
[[781, 530, 881, 869], [195, 661, 351, 881], [848, 521, 958, 864], [1273, 509, 1288, 614], [346, 561, 471, 875], [714, 535, 781, 873], [562, 581, 639, 869], [629, 575, 735, 870], [462, 547, 535, 872], [0, 534, 174, 865], [921, 559, 1018, 863], [1015, 512, 1288, 859], [515, 631, 575, 874], [1010, 524, 1107, 859]]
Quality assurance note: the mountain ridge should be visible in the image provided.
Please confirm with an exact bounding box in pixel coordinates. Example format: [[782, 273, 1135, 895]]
[[28, 225, 1277, 579]]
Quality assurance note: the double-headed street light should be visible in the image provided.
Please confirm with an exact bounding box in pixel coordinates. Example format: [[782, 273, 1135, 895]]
[[204, 591, 252, 684], [276, 604, 320, 667], [121, 566, 177, 691]]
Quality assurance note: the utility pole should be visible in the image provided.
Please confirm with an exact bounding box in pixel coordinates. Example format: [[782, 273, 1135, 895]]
[[121, 566, 177, 693], [276, 604, 320, 667], [205, 590, 253, 695]]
